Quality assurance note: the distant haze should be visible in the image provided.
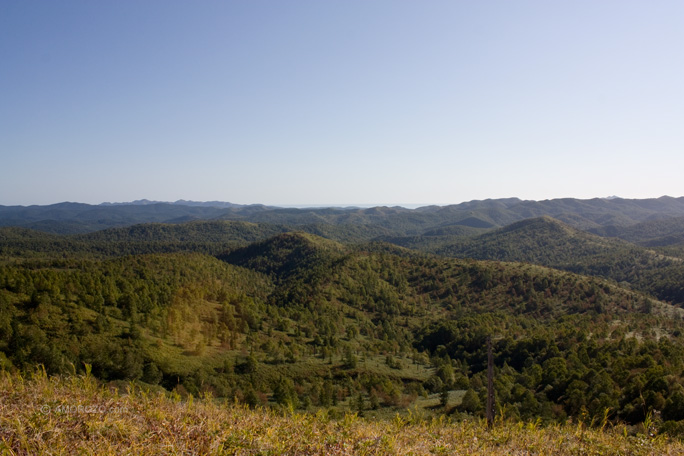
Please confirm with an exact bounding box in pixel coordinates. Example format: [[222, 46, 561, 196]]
[[1, 1, 683, 206]]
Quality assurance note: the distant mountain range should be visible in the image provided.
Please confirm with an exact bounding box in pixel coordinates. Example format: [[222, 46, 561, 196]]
[[100, 199, 261, 208], [2, 196, 684, 235]]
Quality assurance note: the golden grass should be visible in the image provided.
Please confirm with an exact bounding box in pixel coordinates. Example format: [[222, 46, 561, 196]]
[[1, 369, 682, 455]]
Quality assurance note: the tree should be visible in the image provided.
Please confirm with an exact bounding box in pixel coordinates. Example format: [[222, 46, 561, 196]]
[[142, 362, 163, 385], [440, 387, 449, 408], [459, 388, 481, 414], [273, 377, 299, 409], [343, 346, 357, 369]]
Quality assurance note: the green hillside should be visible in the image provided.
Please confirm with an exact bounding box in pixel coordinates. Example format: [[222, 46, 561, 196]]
[[417, 217, 684, 307], [590, 217, 684, 259], [2, 230, 684, 433], [0, 221, 287, 259], [0, 221, 389, 260]]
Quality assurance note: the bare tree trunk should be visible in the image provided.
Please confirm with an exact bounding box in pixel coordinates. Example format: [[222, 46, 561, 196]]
[[487, 335, 494, 428]]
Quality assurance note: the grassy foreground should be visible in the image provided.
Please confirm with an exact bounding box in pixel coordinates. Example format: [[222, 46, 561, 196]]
[[1, 370, 682, 455]]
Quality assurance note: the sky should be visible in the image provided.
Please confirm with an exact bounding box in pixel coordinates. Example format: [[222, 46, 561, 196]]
[[1, 1, 683, 207]]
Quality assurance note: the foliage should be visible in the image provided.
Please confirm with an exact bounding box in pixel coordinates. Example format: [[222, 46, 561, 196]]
[[2, 224, 684, 433], [418, 217, 684, 307], [2, 369, 684, 455]]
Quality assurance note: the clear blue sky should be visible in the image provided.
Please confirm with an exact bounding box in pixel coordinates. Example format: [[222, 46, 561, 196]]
[[2, 1, 683, 206]]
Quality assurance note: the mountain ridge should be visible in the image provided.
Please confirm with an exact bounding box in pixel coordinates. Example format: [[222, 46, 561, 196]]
[[4, 196, 684, 235]]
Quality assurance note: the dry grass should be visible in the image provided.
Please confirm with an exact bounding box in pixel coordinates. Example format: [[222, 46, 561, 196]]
[[1, 369, 682, 455]]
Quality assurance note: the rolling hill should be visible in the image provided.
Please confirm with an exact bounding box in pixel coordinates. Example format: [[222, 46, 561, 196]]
[[3, 229, 684, 429], [4, 198, 684, 433], [407, 216, 684, 307], [590, 216, 684, 252]]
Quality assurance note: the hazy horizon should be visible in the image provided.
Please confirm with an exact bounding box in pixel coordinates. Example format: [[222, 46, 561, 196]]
[[4, 194, 683, 210]]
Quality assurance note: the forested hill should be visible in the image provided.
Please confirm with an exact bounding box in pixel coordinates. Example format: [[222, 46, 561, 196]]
[[409, 217, 684, 307], [4, 206, 684, 309], [2, 229, 684, 430], [590, 216, 684, 249], [0, 221, 390, 259], [4, 199, 684, 434], [3, 196, 684, 235], [0, 222, 287, 259]]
